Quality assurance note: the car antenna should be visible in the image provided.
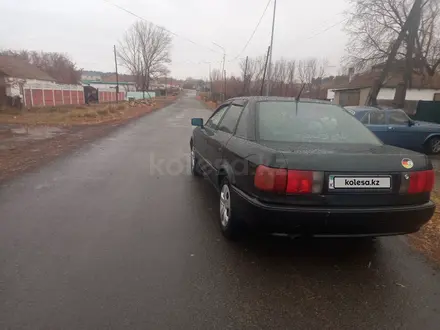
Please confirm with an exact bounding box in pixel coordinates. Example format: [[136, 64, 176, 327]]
[[296, 83, 306, 102], [295, 83, 306, 114]]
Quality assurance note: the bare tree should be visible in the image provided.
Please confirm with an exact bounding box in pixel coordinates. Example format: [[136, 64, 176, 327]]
[[0, 49, 81, 84], [416, 0, 440, 75], [211, 69, 223, 82], [240, 57, 259, 95], [298, 58, 317, 86], [118, 21, 172, 91], [298, 58, 328, 97], [286, 60, 296, 96], [344, 0, 440, 76], [271, 58, 288, 96]]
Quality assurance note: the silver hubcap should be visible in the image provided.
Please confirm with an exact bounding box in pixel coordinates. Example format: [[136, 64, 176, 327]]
[[191, 147, 195, 170], [432, 139, 440, 153], [220, 184, 231, 228]]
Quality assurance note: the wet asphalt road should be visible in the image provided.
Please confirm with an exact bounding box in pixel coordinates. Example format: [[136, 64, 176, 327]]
[[1, 91, 440, 330]]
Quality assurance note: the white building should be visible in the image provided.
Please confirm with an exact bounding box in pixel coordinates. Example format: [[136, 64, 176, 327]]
[[332, 67, 440, 106], [81, 71, 102, 82], [0, 55, 84, 107]]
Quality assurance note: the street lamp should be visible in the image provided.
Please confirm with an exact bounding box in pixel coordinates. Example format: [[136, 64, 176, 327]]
[[213, 42, 226, 101]]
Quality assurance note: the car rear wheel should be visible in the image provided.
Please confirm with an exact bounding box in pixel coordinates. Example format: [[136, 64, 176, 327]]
[[219, 178, 244, 240], [427, 137, 440, 155], [190, 145, 202, 176]]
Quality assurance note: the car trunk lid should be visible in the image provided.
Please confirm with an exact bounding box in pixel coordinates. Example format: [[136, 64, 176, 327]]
[[256, 142, 431, 207]]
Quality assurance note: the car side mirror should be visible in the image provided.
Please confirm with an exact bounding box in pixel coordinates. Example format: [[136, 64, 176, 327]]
[[191, 118, 204, 127], [408, 120, 415, 127]]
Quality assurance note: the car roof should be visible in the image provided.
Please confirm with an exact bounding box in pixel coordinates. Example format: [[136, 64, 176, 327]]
[[227, 96, 332, 104], [345, 105, 402, 112]]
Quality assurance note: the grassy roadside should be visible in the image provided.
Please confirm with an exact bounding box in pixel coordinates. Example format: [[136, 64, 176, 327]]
[[0, 97, 176, 126], [409, 191, 440, 263]]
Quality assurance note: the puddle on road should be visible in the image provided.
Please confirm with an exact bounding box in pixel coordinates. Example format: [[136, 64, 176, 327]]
[[11, 126, 65, 139], [0, 126, 67, 151], [9, 126, 66, 141]]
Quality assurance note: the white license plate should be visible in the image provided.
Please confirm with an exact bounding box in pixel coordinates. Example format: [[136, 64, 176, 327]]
[[329, 176, 391, 189]]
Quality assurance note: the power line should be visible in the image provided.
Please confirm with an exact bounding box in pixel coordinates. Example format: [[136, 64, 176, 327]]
[[228, 18, 346, 63], [302, 18, 348, 41], [103, 0, 222, 54], [232, 0, 272, 60]]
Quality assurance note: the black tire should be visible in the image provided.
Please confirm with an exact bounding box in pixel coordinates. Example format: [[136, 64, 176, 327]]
[[190, 145, 202, 177], [427, 136, 440, 155], [219, 177, 244, 240]]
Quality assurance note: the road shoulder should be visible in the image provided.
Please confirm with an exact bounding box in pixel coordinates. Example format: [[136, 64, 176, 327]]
[[0, 98, 176, 183]]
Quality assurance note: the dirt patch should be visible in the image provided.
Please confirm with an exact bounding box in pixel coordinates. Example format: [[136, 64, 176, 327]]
[[409, 192, 440, 263], [0, 98, 176, 183]]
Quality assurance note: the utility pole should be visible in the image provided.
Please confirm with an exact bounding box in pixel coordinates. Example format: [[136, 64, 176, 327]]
[[113, 45, 119, 103], [397, 0, 421, 107], [366, 0, 421, 106], [265, 0, 277, 96], [261, 46, 271, 96], [209, 63, 213, 100], [224, 69, 227, 101], [243, 56, 249, 95], [222, 54, 226, 101], [165, 74, 167, 97], [213, 42, 226, 101]]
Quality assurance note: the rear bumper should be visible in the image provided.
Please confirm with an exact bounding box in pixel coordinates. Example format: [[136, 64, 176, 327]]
[[231, 187, 435, 237]]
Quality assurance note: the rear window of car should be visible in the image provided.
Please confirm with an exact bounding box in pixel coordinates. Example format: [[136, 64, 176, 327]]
[[257, 101, 382, 145]]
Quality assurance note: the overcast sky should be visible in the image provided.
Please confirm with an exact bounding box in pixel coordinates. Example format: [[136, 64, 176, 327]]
[[1, 0, 349, 80]]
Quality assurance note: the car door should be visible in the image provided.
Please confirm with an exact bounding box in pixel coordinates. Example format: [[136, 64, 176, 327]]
[[224, 101, 255, 193], [361, 110, 389, 143], [199, 103, 230, 176], [385, 110, 426, 151], [206, 101, 245, 184]]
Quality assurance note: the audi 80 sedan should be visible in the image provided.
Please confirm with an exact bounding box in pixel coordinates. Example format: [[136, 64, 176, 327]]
[[190, 97, 435, 240]]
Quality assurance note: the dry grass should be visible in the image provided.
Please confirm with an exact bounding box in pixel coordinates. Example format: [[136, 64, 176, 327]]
[[409, 192, 440, 263], [0, 102, 151, 126], [0, 96, 178, 126]]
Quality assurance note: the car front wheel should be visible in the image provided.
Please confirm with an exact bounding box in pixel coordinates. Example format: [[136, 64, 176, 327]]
[[219, 178, 244, 240], [427, 137, 440, 155]]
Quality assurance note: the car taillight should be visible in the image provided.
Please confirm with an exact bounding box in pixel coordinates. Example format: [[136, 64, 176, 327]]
[[286, 170, 323, 194], [254, 166, 323, 194], [254, 165, 287, 193], [407, 170, 435, 194]]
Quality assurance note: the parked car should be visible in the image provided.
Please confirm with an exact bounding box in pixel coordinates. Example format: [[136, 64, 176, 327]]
[[345, 106, 440, 154], [190, 97, 435, 240]]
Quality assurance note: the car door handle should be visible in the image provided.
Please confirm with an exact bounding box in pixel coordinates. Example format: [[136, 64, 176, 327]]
[[388, 126, 394, 130]]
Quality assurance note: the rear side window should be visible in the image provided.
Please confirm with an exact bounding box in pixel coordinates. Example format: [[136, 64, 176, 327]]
[[257, 101, 381, 145], [370, 112, 386, 125], [235, 103, 250, 138], [218, 104, 244, 134], [360, 113, 370, 124], [360, 111, 385, 125], [388, 111, 409, 125]]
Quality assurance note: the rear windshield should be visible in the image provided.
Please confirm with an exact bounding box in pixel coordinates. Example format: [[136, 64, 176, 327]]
[[257, 101, 382, 145]]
